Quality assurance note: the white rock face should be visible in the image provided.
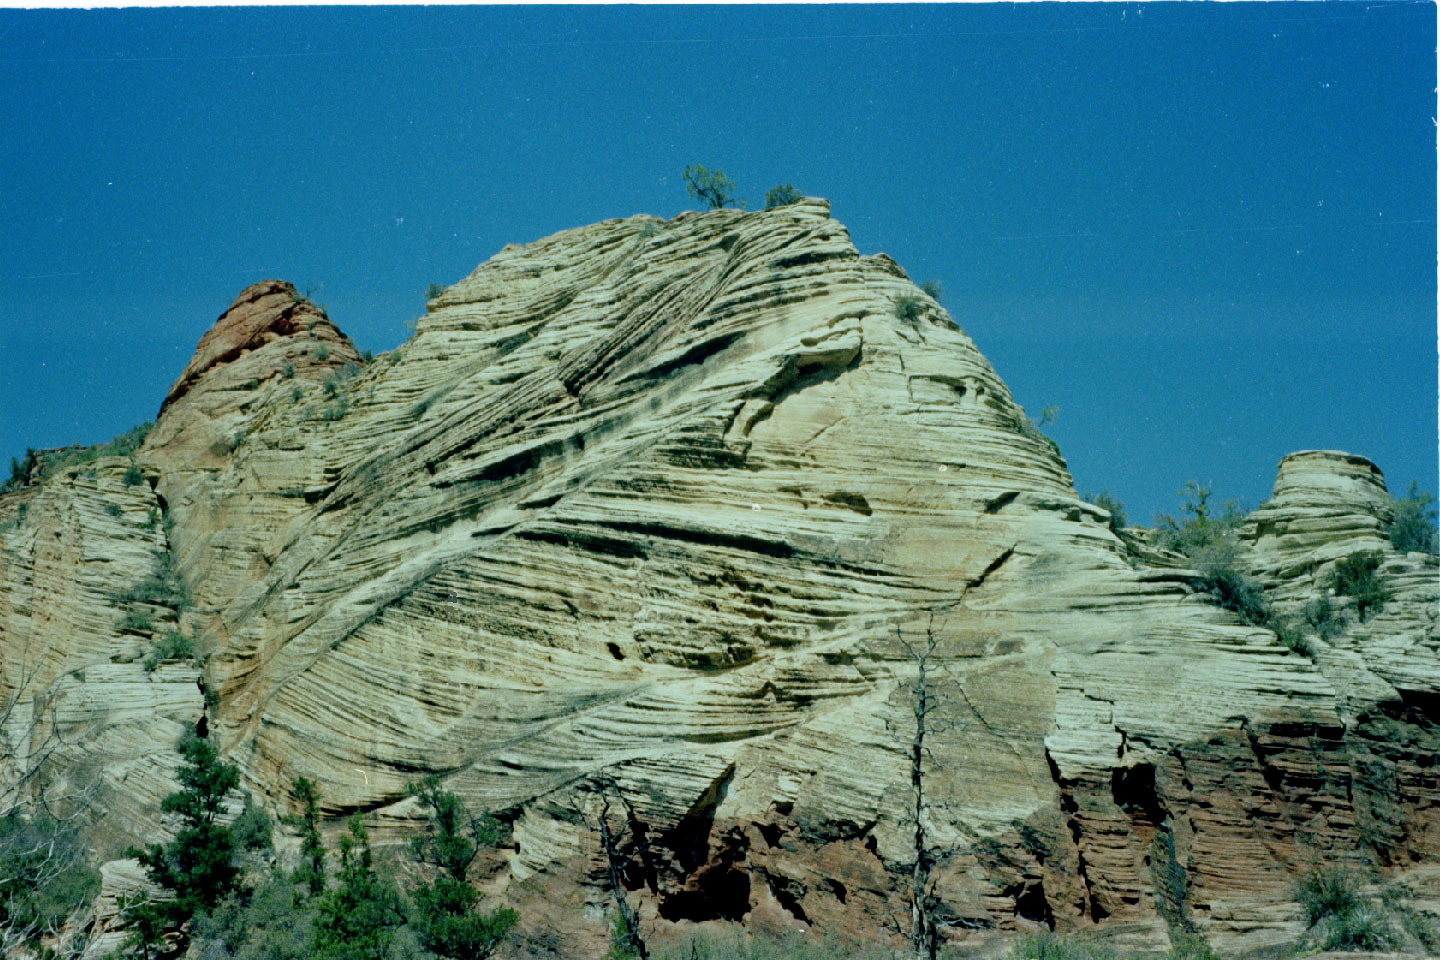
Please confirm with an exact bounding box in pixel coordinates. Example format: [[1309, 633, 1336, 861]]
[[1, 201, 1435, 956]]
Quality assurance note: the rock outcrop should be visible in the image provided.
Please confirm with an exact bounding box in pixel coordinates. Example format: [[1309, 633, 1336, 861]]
[[1, 200, 1435, 957]]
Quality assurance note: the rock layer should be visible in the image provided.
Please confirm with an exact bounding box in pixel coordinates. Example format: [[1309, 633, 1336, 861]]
[[1, 201, 1435, 957]]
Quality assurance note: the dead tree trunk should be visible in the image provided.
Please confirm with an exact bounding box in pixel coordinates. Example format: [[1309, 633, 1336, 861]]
[[590, 779, 649, 960], [899, 624, 944, 960]]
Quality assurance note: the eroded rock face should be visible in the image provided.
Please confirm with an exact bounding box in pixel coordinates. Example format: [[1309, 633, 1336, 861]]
[[1, 201, 1435, 957]]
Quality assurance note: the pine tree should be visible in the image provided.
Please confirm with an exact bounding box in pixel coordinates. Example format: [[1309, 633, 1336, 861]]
[[406, 775, 517, 959], [311, 814, 406, 960], [125, 733, 242, 953], [283, 776, 327, 898], [682, 165, 739, 209]]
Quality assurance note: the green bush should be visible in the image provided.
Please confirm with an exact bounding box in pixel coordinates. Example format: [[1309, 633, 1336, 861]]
[[410, 882, 516, 960], [1154, 482, 1247, 556], [144, 630, 193, 672], [1198, 558, 1270, 626], [1083, 491, 1128, 535], [6, 423, 154, 491], [1389, 481, 1438, 554], [282, 362, 296, 379], [1295, 865, 1363, 927], [109, 422, 153, 456], [313, 344, 330, 361], [764, 184, 802, 209], [124, 463, 145, 486], [1321, 903, 1395, 951], [120, 609, 155, 634], [106, 502, 124, 517], [1016, 405, 1062, 460], [1304, 595, 1347, 641], [895, 296, 922, 322], [1165, 932, 1221, 960], [919, 280, 942, 301], [232, 794, 273, 854], [683, 164, 739, 209], [1001, 931, 1220, 960], [192, 873, 316, 960], [1269, 614, 1314, 657], [114, 552, 189, 612], [1327, 552, 1392, 621], [426, 282, 447, 301], [4, 451, 32, 491]]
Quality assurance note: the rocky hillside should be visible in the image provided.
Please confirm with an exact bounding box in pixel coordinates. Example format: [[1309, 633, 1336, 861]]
[[1, 199, 1435, 958]]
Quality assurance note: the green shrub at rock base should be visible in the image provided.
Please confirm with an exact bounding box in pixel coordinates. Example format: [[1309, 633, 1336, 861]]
[[1320, 902, 1395, 951], [1291, 865, 1400, 951], [1006, 931, 1117, 960], [1295, 867, 1364, 929]]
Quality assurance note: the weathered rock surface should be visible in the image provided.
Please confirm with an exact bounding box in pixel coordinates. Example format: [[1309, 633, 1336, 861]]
[[1, 200, 1435, 957]]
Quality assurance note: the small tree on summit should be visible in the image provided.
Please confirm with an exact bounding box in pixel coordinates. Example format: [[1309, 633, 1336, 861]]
[[764, 183, 802, 209], [682, 165, 739, 209]]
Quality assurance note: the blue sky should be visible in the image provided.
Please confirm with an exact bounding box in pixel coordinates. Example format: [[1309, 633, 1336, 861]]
[[1, 3, 1434, 523]]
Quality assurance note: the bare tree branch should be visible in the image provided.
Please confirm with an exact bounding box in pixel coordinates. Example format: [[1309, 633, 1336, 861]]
[[0, 654, 100, 952], [570, 771, 650, 960]]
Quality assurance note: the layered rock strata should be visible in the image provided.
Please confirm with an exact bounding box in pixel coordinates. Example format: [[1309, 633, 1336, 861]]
[[0, 201, 1434, 957]]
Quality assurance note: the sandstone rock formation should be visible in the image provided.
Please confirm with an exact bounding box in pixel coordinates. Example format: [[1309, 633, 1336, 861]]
[[0, 199, 1434, 957]]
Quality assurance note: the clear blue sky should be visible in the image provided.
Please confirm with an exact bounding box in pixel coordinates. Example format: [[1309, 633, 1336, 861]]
[[1, 3, 1434, 523]]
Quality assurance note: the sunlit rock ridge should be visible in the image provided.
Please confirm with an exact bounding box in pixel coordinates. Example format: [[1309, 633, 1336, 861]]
[[1, 198, 1435, 956]]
